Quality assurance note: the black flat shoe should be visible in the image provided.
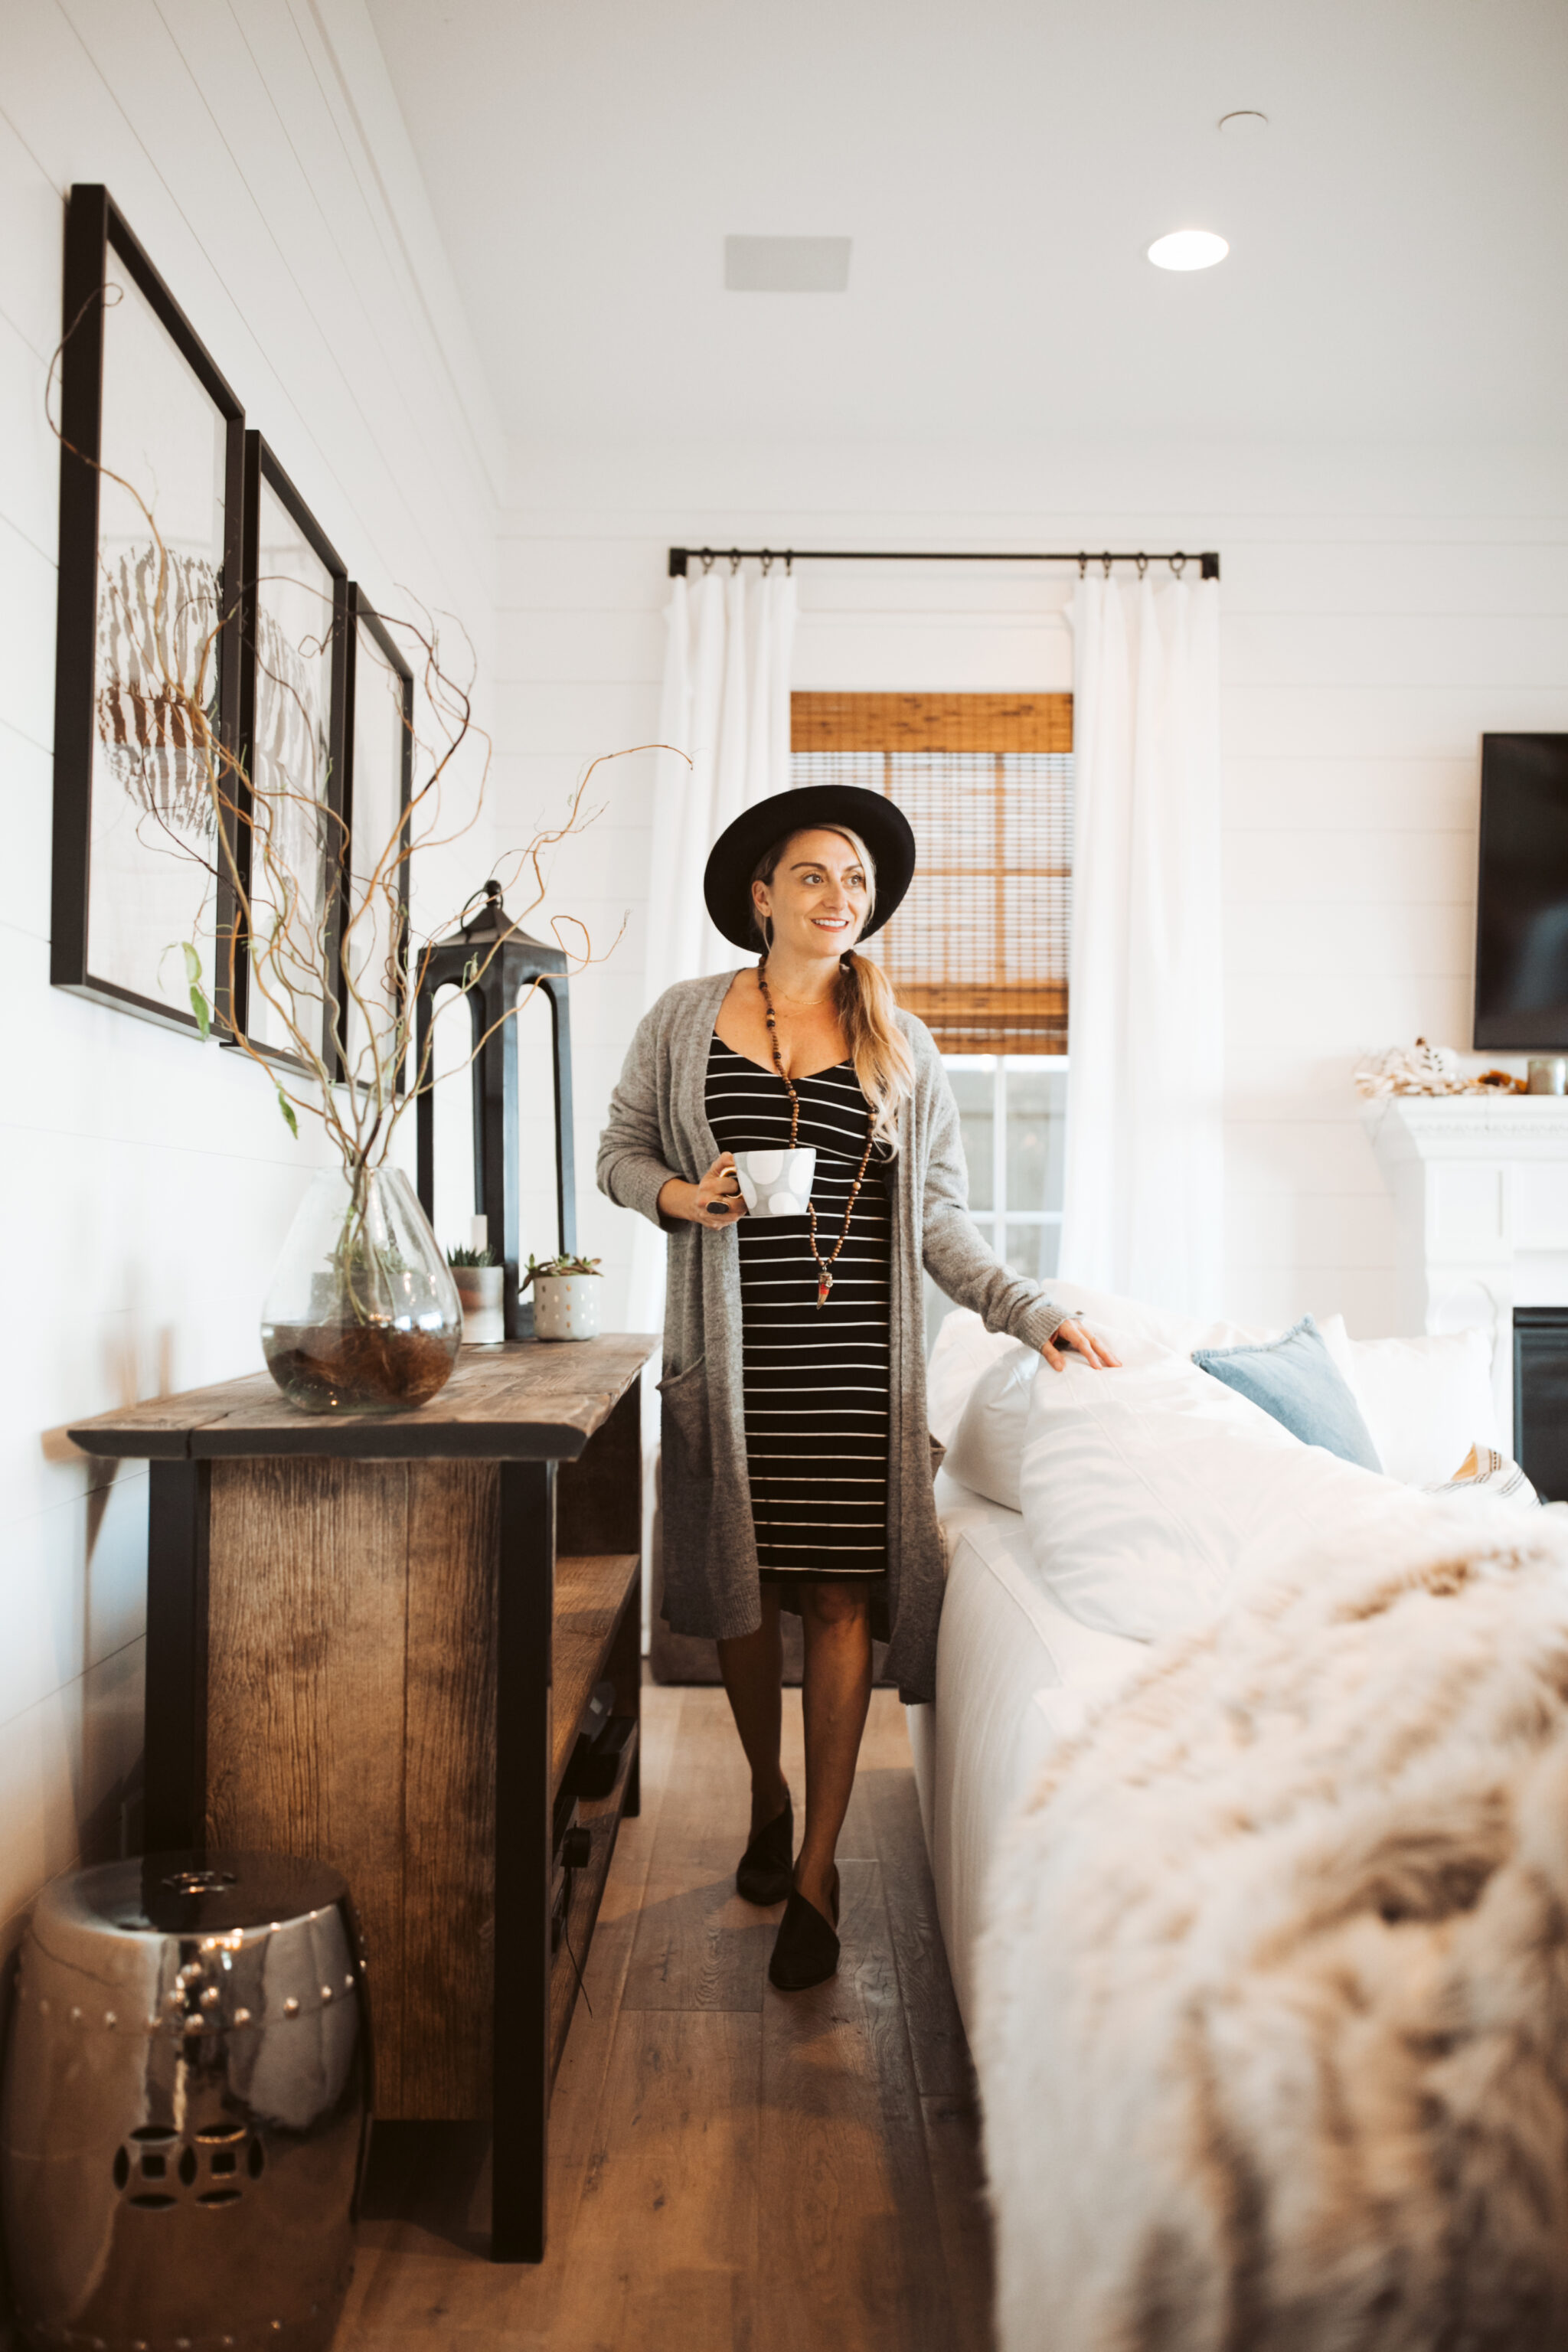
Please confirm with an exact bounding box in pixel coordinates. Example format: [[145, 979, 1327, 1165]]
[[737, 1795, 794, 1905], [768, 1870, 840, 1991]]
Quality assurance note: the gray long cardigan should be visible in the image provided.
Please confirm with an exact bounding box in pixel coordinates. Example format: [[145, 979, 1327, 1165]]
[[595, 969, 1066, 1703]]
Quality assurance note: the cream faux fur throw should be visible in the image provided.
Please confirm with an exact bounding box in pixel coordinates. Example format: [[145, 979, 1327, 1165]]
[[975, 1509, 1568, 2352]]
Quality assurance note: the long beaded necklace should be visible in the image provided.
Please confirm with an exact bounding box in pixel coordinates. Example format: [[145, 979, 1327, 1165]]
[[757, 955, 877, 1308]]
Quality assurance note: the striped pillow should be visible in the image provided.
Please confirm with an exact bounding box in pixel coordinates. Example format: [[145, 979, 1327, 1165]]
[[1428, 1444, 1540, 1508]]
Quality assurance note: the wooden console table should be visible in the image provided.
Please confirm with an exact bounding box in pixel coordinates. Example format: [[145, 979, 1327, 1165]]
[[69, 1333, 656, 2262]]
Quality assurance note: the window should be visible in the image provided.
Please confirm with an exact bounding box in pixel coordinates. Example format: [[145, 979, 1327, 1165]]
[[933, 1055, 1068, 1346], [791, 692, 1073, 1054], [789, 691, 1073, 1348]]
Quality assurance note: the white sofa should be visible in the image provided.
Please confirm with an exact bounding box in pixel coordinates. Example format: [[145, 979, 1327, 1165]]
[[908, 1283, 1504, 2038], [906, 1284, 1568, 2351]]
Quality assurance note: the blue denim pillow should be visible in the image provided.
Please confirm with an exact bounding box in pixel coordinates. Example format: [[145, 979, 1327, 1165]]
[[1191, 1315, 1383, 1472]]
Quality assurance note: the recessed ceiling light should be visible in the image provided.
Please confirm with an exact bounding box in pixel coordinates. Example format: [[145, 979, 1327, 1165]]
[[1217, 109, 1269, 136], [1147, 230, 1230, 272]]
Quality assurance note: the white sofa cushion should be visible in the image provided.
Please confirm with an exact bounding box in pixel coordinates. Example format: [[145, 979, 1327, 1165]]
[[942, 1286, 1324, 1514], [1318, 1324, 1498, 1488], [1017, 1351, 1431, 1642], [1040, 1279, 1275, 1367], [933, 1288, 1494, 1526]]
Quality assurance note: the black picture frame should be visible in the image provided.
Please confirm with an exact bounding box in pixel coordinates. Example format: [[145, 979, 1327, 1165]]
[[339, 588, 414, 1089], [50, 184, 246, 1034], [234, 432, 349, 1068]]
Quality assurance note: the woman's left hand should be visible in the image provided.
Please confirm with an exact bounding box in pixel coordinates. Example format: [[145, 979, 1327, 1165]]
[[1041, 1318, 1121, 1373]]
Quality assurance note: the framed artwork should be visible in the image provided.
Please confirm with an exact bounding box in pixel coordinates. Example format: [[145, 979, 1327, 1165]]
[[339, 590, 413, 1087], [50, 184, 245, 1032], [235, 433, 348, 1067]]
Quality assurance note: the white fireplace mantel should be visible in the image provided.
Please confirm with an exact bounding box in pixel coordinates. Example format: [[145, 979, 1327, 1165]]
[[1364, 1094, 1568, 1439]]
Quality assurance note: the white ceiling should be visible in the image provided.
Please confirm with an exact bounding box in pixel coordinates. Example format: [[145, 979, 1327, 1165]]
[[366, 0, 1568, 449]]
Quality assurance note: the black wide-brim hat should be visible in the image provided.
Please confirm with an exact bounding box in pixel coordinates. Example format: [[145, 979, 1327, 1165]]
[[702, 785, 916, 953]]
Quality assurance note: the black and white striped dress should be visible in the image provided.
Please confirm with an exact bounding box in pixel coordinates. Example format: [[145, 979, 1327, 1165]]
[[706, 1033, 893, 1592]]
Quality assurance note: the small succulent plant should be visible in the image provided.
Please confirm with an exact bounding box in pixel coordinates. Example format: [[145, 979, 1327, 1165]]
[[446, 1243, 498, 1267], [521, 1251, 603, 1287]]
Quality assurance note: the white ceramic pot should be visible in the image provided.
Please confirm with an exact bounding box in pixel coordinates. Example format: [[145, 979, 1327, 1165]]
[[533, 1272, 602, 1341], [452, 1264, 505, 1344], [733, 1146, 816, 1218]]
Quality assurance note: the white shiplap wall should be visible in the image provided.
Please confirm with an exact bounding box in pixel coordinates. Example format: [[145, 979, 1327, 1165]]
[[0, 0, 501, 1955], [495, 439, 1568, 1343]]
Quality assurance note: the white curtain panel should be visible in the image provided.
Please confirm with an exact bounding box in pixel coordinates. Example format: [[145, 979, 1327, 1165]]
[[629, 564, 798, 1332], [1059, 573, 1224, 1317], [642, 565, 798, 1004]]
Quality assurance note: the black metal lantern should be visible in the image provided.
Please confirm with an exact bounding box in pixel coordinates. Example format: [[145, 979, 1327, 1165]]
[[414, 880, 576, 1339]]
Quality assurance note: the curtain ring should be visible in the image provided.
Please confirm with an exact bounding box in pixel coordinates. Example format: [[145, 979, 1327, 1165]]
[[729, 547, 742, 574], [1135, 553, 1148, 578], [760, 549, 773, 576], [1101, 550, 1113, 579], [1170, 551, 1187, 578], [785, 550, 794, 574], [700, 550, 714, 574], [1076, 552, 1088, 578]]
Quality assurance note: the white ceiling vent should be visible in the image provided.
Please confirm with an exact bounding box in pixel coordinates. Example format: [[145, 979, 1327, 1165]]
[[724, 235, 851, 292]]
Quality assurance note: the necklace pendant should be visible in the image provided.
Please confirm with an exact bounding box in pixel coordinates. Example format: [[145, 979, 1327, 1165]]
[[816, 1269, 833, 1307]]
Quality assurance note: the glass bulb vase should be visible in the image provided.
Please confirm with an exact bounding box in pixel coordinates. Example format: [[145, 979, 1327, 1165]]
[[261, 1166, 462, 1413]]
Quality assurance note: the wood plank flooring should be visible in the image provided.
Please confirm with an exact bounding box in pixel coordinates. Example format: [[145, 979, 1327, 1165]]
[[336, 1684, 994, 2352]]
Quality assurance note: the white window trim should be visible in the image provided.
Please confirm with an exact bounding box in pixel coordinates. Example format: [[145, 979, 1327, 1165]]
[[943, 1053, 1068, 1247]]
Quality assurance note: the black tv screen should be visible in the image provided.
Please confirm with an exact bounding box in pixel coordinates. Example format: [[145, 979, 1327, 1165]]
[[1475, 733, 1568, 1050]]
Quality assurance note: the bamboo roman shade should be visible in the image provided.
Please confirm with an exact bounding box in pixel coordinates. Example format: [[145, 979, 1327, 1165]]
[[790, 692, 1074, 1054]]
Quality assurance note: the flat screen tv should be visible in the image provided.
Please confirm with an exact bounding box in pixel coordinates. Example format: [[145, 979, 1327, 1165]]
[[1475, 733, 1568, 1050]]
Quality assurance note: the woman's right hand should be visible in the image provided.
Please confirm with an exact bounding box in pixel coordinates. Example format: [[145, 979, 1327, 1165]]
[[658, 1153, 748, 1227]]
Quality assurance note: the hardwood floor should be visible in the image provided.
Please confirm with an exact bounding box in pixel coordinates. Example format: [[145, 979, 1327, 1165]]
[[336, 1684, 994, 2351]]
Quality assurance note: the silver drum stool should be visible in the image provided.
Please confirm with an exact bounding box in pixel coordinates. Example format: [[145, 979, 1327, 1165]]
[[1, 1853, 371, 2352]]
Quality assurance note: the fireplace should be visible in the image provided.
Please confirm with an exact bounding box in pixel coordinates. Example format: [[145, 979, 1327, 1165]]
[[1514, 1307, 1568, 1503], [1366, 1093, 1568, 1454]]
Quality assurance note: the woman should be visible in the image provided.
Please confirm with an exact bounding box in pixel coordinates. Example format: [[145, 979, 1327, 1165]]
[[597, 784, 1116, 1991]]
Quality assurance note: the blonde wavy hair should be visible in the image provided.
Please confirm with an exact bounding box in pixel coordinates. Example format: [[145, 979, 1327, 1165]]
[[750, 825, 915, 1152]]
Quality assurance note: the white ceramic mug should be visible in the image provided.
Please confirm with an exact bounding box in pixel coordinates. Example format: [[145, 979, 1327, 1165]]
[[732, 1146, 816, 1218]]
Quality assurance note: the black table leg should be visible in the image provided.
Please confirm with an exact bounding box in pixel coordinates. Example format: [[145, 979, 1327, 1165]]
[[492, 1456, 555, 2261], [144, 1459, 210, 1852]]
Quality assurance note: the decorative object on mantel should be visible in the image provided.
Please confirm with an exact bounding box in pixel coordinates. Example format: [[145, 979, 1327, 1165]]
[[448, 1233, 505, 1345], [1354, 1038, 1527, 1097], [0, 1851, 368, 2352], [524, 1253, 604, 1342], [1528, 1057, 1568, 1096]]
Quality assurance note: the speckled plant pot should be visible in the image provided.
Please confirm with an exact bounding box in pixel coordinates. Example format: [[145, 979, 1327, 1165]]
[[532, 1273, 602, 1341], [452, 1265, 505, 1344]]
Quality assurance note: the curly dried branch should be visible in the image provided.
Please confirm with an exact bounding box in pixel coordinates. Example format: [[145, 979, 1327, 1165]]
[[47, 287, 679, 1178]]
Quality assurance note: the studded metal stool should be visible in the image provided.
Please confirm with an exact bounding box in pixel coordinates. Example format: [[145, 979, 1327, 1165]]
[[0, 1853, 370, 2352]]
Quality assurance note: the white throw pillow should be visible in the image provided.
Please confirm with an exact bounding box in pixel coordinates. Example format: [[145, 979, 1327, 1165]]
[[944, 1341, 1041, 1510], [1018, 1351, 1429, 1642], [1336, 1328, 1498, 1488], [926, 1310, 1019, 1448], [1044, 1280, 1272, 1367], [1426, 1442, 1540, 1512], [944, 1284, 1292, 1514]]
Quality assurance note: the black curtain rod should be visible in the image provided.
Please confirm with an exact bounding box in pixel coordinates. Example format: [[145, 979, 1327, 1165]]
[[668, 544, 1220, 581]]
